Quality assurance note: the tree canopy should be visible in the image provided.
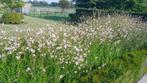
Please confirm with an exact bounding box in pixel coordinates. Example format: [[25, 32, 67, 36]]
[[59, 0, 70, 11], [70, 0, 147, 21], [74, 0, 147, 12], [28, 0, 49, 7], [0, 0, 24, 10]]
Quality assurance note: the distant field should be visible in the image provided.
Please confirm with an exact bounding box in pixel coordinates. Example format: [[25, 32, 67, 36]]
[[30, 7, 75, 14], [27, 7, 75, 21]]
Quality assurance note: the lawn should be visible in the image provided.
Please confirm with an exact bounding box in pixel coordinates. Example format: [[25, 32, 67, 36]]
[[0, 15, 66, 34], [0, 15, 57, 28]]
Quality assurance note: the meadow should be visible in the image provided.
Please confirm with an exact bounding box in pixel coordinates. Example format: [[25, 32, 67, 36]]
[[0, 13, 147, 83]]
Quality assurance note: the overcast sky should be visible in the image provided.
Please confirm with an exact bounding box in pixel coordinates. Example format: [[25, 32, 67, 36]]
[[25, 0, 71, 4], [39, 0, 59, 3]]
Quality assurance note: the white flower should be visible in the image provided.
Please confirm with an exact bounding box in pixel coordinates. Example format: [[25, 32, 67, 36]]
[[32, 54, 36, 57], [15, 27, 19, 32], [30, 48, 35, 54], [51, 34, 56, 38], [26, 67, 31, 72], [64, 44, 67, 49], [40, 67, 46, 72], [42, 68, 46, 72], [102, 64, 106, 67], [59, 75, 64, 79], [16, 56, 21, 60], [75, 61, 79, 65], [63, 33, 67, 36], [74, 46, 80, 52], [74, 71, 77, 74], [56, 47, 62, 50], [38, 44, 43, 48]]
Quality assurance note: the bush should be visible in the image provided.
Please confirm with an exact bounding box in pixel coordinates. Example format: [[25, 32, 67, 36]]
[[2, 12, 24, 24]]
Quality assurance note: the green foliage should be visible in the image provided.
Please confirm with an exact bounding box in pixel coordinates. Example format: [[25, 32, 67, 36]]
[[30, 1, 49, 7], [71, 0, 147, 21], [0, 0, 24, 11], [63, 50, 147, 83], [75, 0, 145, 11], [2, 12, 24, 24], [122, 30, 147, 51], [0, 2, 6, 14]]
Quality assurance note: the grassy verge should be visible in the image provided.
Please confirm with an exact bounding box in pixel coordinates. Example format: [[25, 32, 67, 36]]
[[0, 14, 147, 82]]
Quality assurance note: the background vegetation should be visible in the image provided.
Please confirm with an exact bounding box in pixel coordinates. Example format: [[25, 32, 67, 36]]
[[71, 0, 147, 21]]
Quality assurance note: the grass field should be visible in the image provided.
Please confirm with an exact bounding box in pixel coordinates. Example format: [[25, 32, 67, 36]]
[[0, 14, 147, 83], [0, 15, 65, 33], [27, 7, 75, 21]]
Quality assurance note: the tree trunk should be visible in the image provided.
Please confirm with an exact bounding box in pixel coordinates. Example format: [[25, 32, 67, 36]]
[[62, 8, 65, 13]]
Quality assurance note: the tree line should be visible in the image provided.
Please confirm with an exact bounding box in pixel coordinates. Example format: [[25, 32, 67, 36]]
[[74, 0, 147, 12], [0, 0, 147, 21], [0, 0, 73, 13], [27, 0, 74, 8], [70, 0, 147, 21]]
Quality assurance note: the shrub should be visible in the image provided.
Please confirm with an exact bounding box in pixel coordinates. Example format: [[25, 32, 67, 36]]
[[2, 12, 24, 24]]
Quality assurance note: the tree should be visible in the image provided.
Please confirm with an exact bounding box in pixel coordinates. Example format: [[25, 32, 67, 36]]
[[74, 0, 145, 10], [50, 2, 59, 7], [31, 0, 49, 7], [71, 0, 146, 21], [0, 0, 24, 12], [59, 0, 70, 12], [39, 1, 49, 6], [0, 2, 5, 13]]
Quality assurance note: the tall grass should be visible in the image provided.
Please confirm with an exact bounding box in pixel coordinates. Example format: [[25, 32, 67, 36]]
[[0, 14, 147, 82]]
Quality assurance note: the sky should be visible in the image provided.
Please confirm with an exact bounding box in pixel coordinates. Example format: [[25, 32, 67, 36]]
[[25, 0, 71, 4], [39, 0, 59, 3]]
